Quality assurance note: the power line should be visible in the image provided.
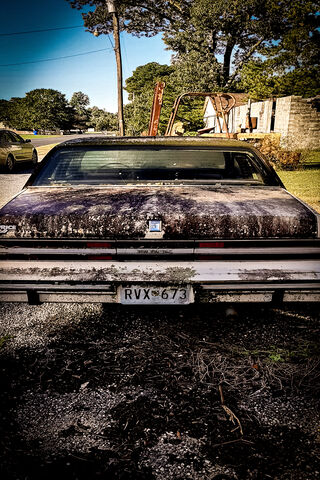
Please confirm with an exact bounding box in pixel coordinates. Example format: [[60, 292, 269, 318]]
[[0, 48, 112, 67], [107, 33, 114, 49], [0, 25, 83, 36], [120, 32, 130, 78]]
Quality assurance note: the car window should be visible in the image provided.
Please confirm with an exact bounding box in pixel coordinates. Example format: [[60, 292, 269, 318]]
[[32, 146, 266, 186], [8, 132, 24, 143], [1, 132, 13, 144]]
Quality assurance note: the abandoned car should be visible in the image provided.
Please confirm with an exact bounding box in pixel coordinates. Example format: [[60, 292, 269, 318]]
[[0, 136, 319, 304]]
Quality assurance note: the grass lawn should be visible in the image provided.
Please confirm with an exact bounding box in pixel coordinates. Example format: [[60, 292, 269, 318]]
[[277, 168, 320, 213], [36, 143, 58, 161], [21, 134, 60, 139], [301, 149, 320, 165]]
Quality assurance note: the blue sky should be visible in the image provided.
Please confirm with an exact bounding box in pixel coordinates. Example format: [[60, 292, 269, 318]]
[[0, 0, 173, 112]]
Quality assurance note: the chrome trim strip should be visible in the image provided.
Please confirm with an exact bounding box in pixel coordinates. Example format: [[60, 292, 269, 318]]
[[200, 283, 320, 290], [1, 246, 319, 256], [117, 248, 194, 255], [0, 248, 116, 255], [0, 282, 318, 291], [194, 247, 320, 255]]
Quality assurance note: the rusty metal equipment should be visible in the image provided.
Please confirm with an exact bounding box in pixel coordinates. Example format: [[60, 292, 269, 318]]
[[147, 81, 166, 136], [165, 92, 236, 137]]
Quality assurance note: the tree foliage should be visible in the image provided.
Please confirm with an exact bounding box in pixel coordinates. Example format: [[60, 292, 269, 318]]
[[0, 88, 117, 132], [239, 61, 320, 101], [70, 91, 90, 114], [124, 62, 175, 134], [0, 89, 75, 130], [24, 89, 74, 130], [88, 106, 118, 131], [0, 100, 10, 126], [67, 0, 319, 93], [70, 91, 90, 128], [0, 90, 96, 131], [125, 62, 174, 100]]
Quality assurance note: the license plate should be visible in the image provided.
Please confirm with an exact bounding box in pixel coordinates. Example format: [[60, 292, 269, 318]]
[[119, 285, 194, 305]]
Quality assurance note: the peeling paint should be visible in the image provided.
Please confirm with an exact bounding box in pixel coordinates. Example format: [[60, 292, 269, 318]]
[[238, 268, 319, 281], [0, 265, 197, 284]]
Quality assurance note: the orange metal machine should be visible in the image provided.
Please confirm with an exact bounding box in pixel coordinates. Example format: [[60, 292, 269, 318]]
[[147, 82, 166, 136], [148, 85, 236, 137], [165, 92, 236, 137]]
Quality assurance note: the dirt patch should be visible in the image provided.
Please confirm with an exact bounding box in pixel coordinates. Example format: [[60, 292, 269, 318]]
[[0, 303, 319, 479]]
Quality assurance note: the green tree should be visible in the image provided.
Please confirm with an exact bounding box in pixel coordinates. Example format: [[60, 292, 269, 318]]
[[23, 89, 74, 130], [125, 62, 174, 100], [70, 91, 90, 128], [239, 61, 320, 101], [0, 99, 10, 126], [70, 91, 90, 114], [124, 62, 174, 134], [88, 106, 118, 131], [0, 97, 30, 130], [124, 60, 211, 135], [68, 0, 319, 92], [1, 89, 76, 130]]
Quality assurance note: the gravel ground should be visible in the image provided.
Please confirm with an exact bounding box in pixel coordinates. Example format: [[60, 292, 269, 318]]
[[0, 302, 319, 480]]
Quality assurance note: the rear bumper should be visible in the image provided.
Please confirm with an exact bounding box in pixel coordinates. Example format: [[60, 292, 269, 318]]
[[0, 259, 319, 303]]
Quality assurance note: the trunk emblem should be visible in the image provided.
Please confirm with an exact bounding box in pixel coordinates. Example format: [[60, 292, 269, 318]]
[[0, 225, 16, 234], [149, 220, 162, 232]]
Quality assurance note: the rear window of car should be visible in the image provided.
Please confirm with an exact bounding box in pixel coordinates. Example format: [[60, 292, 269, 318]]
[[32, 146, 266, 186]]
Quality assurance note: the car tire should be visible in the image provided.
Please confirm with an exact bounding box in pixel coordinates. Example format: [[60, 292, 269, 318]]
[[6, 155, 15, 173], [32, 150, 38, 165]]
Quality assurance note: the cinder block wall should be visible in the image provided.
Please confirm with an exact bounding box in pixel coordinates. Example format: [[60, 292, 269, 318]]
[[274, 96, 320, 150], [250, 99, 273, 133], [230, 100, 273, 133]]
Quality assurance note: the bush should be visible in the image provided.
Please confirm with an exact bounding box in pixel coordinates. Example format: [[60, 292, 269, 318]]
[[254, 136, 301, 170]]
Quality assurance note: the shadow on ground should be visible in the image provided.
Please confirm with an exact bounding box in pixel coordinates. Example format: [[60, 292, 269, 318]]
[[0, 304, 319, 479]]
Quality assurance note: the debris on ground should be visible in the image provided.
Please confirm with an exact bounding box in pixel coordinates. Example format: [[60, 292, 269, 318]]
[[0, 303, 319, 479]]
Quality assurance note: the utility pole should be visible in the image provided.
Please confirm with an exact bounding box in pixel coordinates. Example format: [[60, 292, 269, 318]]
[[106, 0, 125, 136]]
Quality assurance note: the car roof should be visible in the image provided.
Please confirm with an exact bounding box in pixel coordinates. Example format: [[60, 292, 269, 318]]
[[56, 136, 255, 150], [0, 129, 19, 133]]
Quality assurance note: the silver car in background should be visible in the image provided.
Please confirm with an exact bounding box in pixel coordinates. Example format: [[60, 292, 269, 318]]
[[0, 129, 38, 172]]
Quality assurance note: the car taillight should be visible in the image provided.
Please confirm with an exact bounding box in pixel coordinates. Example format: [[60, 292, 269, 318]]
[[86, 242, 113, 260], [196, 242, 224, 260], [198, 242, 225, 248]]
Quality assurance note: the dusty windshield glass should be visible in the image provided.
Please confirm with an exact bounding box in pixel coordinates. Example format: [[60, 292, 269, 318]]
[[32, 147, 265, 186]]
